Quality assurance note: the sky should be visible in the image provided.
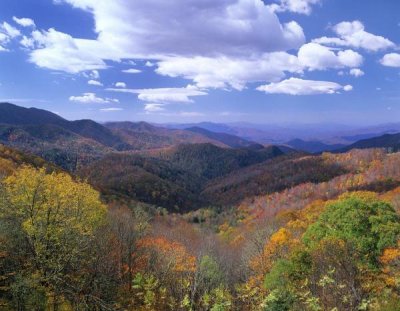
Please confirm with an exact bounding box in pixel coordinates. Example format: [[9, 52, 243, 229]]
[[0, 0, 399, 125]]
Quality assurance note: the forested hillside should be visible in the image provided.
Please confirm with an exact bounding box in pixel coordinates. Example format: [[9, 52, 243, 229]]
[[0, 103, 239, 171], [2, 144, 400, 310], [79, 144, 285, 210]]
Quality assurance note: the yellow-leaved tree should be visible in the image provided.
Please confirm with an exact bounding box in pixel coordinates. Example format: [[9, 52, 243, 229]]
[[0, 166, 107, 309]]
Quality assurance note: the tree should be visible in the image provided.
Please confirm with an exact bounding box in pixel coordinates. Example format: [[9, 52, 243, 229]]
[[0, 166, 107, 309], [303, 192, 400, 267], [261, 192, 400, 311]]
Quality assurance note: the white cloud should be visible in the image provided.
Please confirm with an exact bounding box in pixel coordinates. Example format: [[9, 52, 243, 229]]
[[380, 53, 400, 67], [298, 43, 363, 70], [343, 85, 353, 91], [313, 20, 395, 52], [69, 92, 119, 104], [115, 82, 126, 88], [13, 17, 35, 27], [268, 0, 321, 15], [58, 0, 305, 58], [28, 29, 107, 73], [256, 77, 352, 95], [0, 33, 8, 44], [1, 22, 21, 38], [349, 68, 364, 77], [0, 22, 22, 51], [88, 70, 100, 79], [88, 79, 103, 86], [107, 86, 207, 104], [145, 61, 155, 67], [20, 36, 35, 48], [6, 0, 309, 90], [122, 68, 142, 74], [156, 52, 302, 90], [100, 107, 123, 112], [144, 103, 165, 113], [0, 33, 8, 51]]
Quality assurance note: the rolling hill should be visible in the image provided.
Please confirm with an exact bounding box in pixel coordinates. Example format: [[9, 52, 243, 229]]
[[105, 121, 228, 149], [201, 153, 347, 205], [0, 102, 126, 149], [0, 103, 235, 170], [340, 132, 400, 152], [156, 143, 283, 179], [79, 143, 285, 210], [185, 126, 263, 149]]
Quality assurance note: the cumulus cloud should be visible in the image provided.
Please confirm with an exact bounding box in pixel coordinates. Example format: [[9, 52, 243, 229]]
[[12, 17, 35, 27], [10, 0, 305, 79], [156, 53, 302, 90], [28, 29, 108, 73], [88, 79, 103, 86], [2, 0, 304, 91], [107, 86, 207, 104], [268, 0, 321, 15], [298, 43, 363, 70], [69, 92, 119, 104], [313, 20, 395, 52], [349, 68, 364, 77], [256, 78, 352, 95], [122, 68, 141, 74], [115, 82, 126, 88], [58, 0, 305, 57], [380, 53, 400, 67]]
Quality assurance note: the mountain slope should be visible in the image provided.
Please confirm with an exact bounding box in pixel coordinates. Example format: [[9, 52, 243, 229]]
[[105, 121, 228, 150], [0, 103, 125, 149], [185, 126, 263, 149], [79, 143, 285, 211], [0, 102, 66, 125], [340, 133, 400, 152], [79, 153, 207, 211], [202, 154, 348, 206], [157, 143, 284, 179], [0, 123, 111, 170], [0, 143, 60, 176]]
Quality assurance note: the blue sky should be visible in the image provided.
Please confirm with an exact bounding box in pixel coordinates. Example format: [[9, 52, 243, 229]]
[[0, 0, 399, 125]]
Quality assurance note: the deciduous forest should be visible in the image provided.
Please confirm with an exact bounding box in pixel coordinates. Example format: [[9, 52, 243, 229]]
[[2, 145, 400, 310]]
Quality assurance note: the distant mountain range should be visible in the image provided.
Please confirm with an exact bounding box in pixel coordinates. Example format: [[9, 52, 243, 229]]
[[1, 102, 400, 211], [164, 121, 400, 147], [0, 103, 254, 170]]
